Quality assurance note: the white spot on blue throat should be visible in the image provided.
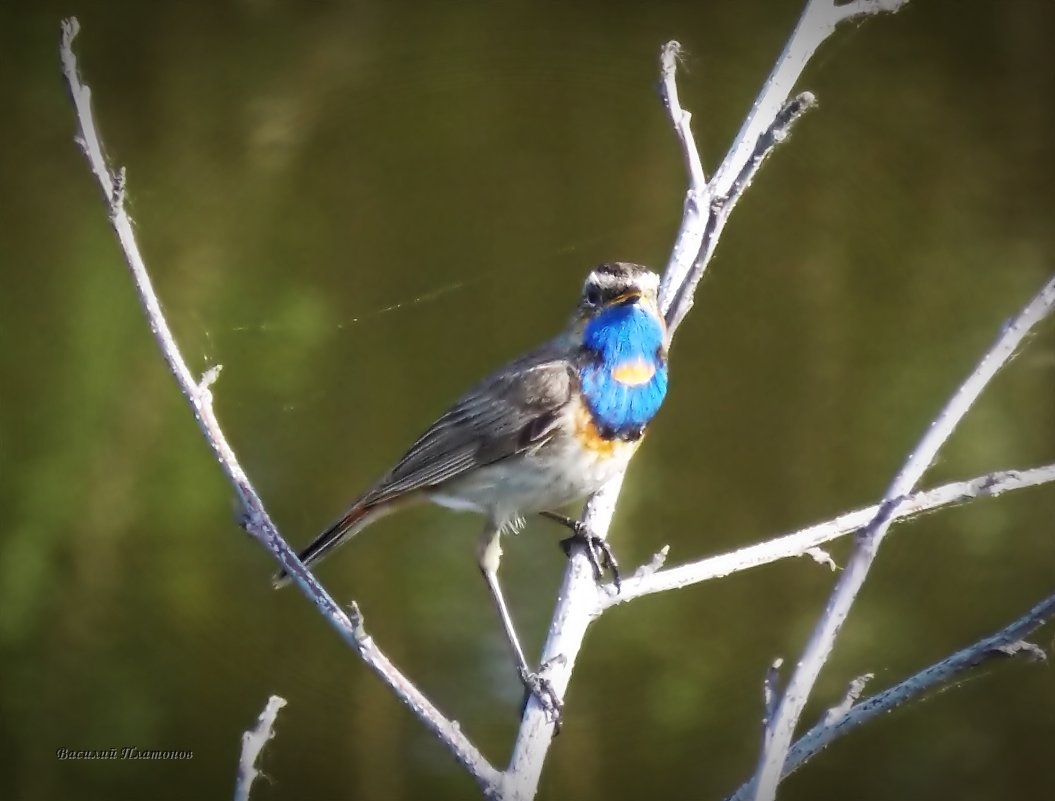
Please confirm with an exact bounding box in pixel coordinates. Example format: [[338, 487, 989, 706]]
[[579, 304, 668, 436]]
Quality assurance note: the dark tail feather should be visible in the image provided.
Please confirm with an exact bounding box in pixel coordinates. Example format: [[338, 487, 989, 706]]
[[272, 501, 390, 589]]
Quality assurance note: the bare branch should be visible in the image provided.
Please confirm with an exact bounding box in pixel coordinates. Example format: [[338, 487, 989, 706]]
[[504, 474, 624, 800], [710, 0, 907, 202], [803, 546, 837, 572], [727, 92, 816, 205], [659, 41, 707, 191], [762, 659, 785, 732], [822, 673, 874, 727], [234, 695, 287, 801], [601, 464, 1055, 609], [657, 40, 709, 317], [750, 275, 1055, 801], [632, 545, 670, 580], [728, 590, 1055, 800], [58, 18, 501, 795], [832, 0, 912, 25], [663, 91, 816, 335], [662, 0, 908, 334]]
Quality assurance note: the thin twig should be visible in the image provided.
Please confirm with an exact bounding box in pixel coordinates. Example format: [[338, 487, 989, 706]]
[[663, 0, 911, 335], [234, 695, 287, 801], [663, 91, 816, 335], [728, 590, 1055, 801], [726, 92, 816, 208], [709, 0, 909, 201], [750, 274, 1055, 801], [657, 40, 709, 318], [762, 659, 785, 731], [599, 464, 1055, 609], [58, 18, 501, 795], [822, 673, 875, 727]]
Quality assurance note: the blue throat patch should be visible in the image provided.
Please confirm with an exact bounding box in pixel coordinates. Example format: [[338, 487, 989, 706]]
[[579, 302, 668, 439]]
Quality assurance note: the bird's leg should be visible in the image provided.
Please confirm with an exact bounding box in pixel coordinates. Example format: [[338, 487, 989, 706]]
[[538, 510, 622, 590], [477, 526, 563, 726]]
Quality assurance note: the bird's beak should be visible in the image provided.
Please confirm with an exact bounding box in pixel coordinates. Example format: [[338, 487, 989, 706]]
[[608, 289, 642, 307]]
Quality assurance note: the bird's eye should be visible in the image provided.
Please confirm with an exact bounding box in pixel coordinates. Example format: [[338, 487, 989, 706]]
[[584, 286, 603, 306]]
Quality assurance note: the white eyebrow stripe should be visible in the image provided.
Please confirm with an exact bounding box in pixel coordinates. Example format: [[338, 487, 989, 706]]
[[584, 270, 660, 293], [637, 271, 660, 292], [584, 272, 622, 289]]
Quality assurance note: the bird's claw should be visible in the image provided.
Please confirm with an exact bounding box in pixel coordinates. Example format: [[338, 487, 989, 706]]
[[561, 526, 622, 591], [518, 665, 564, 731]]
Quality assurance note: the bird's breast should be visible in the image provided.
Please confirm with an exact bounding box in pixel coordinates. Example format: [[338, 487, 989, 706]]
[[432, 402, 635, 525]]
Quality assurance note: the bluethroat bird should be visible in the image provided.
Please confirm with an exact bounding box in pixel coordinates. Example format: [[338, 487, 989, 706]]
[[275, 262, 669, 717]]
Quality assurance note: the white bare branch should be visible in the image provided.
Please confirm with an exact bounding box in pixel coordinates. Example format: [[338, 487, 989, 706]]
[[59, 18, 501, 796], [599, 464, 1055, 609], [503, 474, 624, 800], [662, 0, 909, 333], [234, 695, 287, 801], [710, 0, 908, 202], [656, 40, 709, 317], [728, 590, 1055, 801], [750, 274, 1055, 801]]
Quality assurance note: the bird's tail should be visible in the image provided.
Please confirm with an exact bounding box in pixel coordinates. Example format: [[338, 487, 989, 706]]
[[272, 498, 403, 589]]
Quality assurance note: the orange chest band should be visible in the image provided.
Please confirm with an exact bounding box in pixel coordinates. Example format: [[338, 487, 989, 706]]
[[573, 403, 645, 455]]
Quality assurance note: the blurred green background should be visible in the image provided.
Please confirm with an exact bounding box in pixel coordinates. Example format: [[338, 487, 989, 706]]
[[1, 0, 1054, 799]]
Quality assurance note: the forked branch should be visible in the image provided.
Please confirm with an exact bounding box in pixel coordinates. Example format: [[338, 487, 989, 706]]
[[750, 275, 1055, 801], [728, 589, 1055, 801]]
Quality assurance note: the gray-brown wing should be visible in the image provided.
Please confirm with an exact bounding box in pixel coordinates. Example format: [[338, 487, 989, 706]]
[[359, 342, 578, 506]]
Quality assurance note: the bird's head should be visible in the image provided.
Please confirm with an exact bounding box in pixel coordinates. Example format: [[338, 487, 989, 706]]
[[570, 262, 663, 332], [569, 262, 666, 344], [572, 262, 669, 436]]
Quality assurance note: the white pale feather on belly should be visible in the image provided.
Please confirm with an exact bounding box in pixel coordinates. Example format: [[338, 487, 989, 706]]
[[429, 493, 485, 513], [428, 430, 636, 529]]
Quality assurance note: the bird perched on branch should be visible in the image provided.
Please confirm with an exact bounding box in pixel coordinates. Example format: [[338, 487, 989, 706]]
[[275, 262, 669, 720]]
